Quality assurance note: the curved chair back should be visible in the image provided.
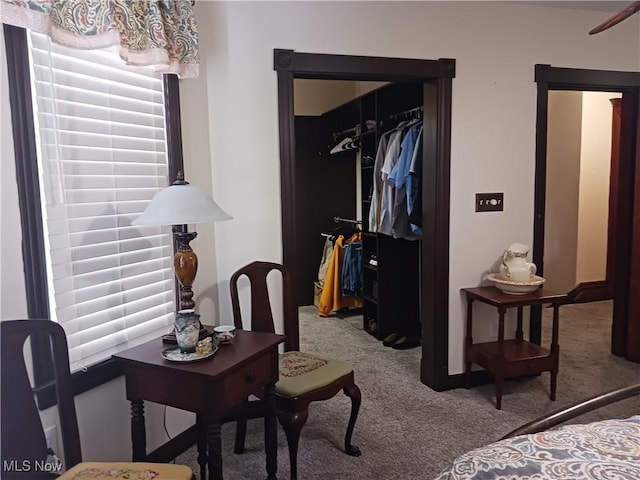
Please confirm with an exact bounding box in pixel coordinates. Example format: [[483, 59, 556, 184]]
[[1, 320, 83, 476], [230, 261, 299, 351]]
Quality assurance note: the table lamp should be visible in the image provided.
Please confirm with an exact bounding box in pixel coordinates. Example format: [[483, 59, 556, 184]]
[[132, 171, 232, 310]]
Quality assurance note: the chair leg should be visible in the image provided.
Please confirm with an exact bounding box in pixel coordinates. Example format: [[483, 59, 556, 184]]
[[278, 409, 309, 480], [196, 414, 208, 480], [343, 383, 362, 456], [234, 398, 248, 454]]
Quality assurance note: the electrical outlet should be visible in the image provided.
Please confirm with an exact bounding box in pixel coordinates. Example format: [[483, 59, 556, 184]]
[[44, 425, 59, 455], [475, 193, 504, 212]]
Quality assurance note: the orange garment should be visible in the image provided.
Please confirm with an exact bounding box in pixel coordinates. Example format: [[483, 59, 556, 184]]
[[318, 232, 363, 317]]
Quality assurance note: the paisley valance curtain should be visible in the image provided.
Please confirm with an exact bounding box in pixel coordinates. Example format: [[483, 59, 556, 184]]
[[0, 0, 199, 78]]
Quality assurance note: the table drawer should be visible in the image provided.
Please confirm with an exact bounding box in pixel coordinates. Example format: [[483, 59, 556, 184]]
[[224, 352, 275, 407]]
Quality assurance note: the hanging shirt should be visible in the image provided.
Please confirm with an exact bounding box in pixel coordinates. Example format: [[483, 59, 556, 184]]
[[388, 121, 422, 240], [378, 129, 404, 236], [317, 236, 334, 284], [317, 233, 363, 316], [368, 130, 393, 233], [342, 241, 363, 297], [407, 126, 423, 235]]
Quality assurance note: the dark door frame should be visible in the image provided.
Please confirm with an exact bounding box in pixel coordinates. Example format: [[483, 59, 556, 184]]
[[531, 65, 640, 357], [273, 49, 456, 391]]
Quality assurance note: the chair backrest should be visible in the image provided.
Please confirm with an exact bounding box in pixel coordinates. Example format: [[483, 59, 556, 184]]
[[230, 261, 299, 351], [1, 320, 83, 476]]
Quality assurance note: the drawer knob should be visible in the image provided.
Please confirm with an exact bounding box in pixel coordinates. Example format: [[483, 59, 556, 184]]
[[245, 372, 255, 383]]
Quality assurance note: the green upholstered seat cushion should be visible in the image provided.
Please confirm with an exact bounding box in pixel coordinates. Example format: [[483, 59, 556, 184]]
[[60, 462, 192, 479], [276, 351, 353, 398]]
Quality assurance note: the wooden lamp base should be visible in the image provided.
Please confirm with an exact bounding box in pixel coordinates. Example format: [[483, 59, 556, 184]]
[[174, 231, 198, 310]]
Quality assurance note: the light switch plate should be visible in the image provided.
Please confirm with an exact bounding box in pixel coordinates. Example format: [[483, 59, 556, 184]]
[[476, 193, 504, 212]]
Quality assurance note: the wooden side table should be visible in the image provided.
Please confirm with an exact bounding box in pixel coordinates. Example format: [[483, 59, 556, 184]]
[[461, 286, 567, 409], [113, 329, 285, 480]]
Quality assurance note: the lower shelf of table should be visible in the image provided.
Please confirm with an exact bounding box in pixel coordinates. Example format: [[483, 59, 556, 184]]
[[467, 339, 556, 377]]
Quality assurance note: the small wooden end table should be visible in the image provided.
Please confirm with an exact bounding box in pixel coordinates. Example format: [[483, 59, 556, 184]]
[[113, 329, 285, 480], [461, 286, 567, 409]]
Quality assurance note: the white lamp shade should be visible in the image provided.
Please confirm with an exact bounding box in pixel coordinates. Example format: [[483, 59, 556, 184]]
[[132, 184, 233, 226]]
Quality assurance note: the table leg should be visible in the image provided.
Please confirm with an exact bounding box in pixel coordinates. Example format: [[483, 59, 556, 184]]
[[130, 400, 146, 461], [550, 304, 561, 401], [550, 370, 558, 401], [464, 298, 474, 389], [496, 307, 506, 410], [196, 414, 208, 480], [516, 306, 523, 342], [206, 420, 223, 480], [264, 382, 278, 480]]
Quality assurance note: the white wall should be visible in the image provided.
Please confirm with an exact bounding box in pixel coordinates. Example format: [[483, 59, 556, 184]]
[[3, 0, 639, 461], [354, 81, 388, 97], [544, 91, 582, 293], [576, 91, 619, 283], [185, 0, 639, 369], [544, 90, 621, 292], [294, 79, 358, 115], [179, 58, 224, 330], [294, 79, 390, 116]]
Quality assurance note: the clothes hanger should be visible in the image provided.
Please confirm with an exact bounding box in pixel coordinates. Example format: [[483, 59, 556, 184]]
[[589, 1, 640, 34], [330, 136, 359, 154]]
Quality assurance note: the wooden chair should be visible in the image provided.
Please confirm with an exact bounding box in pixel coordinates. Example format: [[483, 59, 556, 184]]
[[1, 319, 193, 480], [230, 261, 362, 480]]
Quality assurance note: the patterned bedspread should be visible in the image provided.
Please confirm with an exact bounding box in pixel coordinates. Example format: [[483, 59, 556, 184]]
[[435, 415, 640, 479]]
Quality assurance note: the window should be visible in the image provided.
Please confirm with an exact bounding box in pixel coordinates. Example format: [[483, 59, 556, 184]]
[[28, 31, 176, 372], [4, 24, 182, 403]]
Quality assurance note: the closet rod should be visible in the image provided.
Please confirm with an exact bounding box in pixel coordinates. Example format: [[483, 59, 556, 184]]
[[332, 124, 359, 140], [389, 105, 423, 121], [333, 216, 362, 225]]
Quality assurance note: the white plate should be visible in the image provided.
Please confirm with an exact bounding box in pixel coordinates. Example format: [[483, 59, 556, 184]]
[[486, 273, 546, 295], [161, 344, 219, 362]]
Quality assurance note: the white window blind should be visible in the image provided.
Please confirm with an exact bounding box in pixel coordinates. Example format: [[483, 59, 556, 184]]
[[27, 31, 175, 372]]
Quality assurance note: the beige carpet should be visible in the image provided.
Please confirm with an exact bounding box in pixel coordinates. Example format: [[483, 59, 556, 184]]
[[177, 300, 640, 479]]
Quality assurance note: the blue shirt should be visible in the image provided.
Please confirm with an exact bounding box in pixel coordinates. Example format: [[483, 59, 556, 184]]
[[388, 121, 422, 239]]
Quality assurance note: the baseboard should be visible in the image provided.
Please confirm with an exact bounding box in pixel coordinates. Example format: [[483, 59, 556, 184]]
[[145, 425, 197, 463], [446, 370, 542, 390], [447, 370, 495, 389], [565, 281, 612, 304]]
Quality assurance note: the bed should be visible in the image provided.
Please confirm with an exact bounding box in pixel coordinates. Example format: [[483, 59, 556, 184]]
[[435, 383, 640, 480]]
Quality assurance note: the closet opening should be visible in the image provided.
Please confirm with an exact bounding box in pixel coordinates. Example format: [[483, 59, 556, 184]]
[[274, 49, 456, 391]]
